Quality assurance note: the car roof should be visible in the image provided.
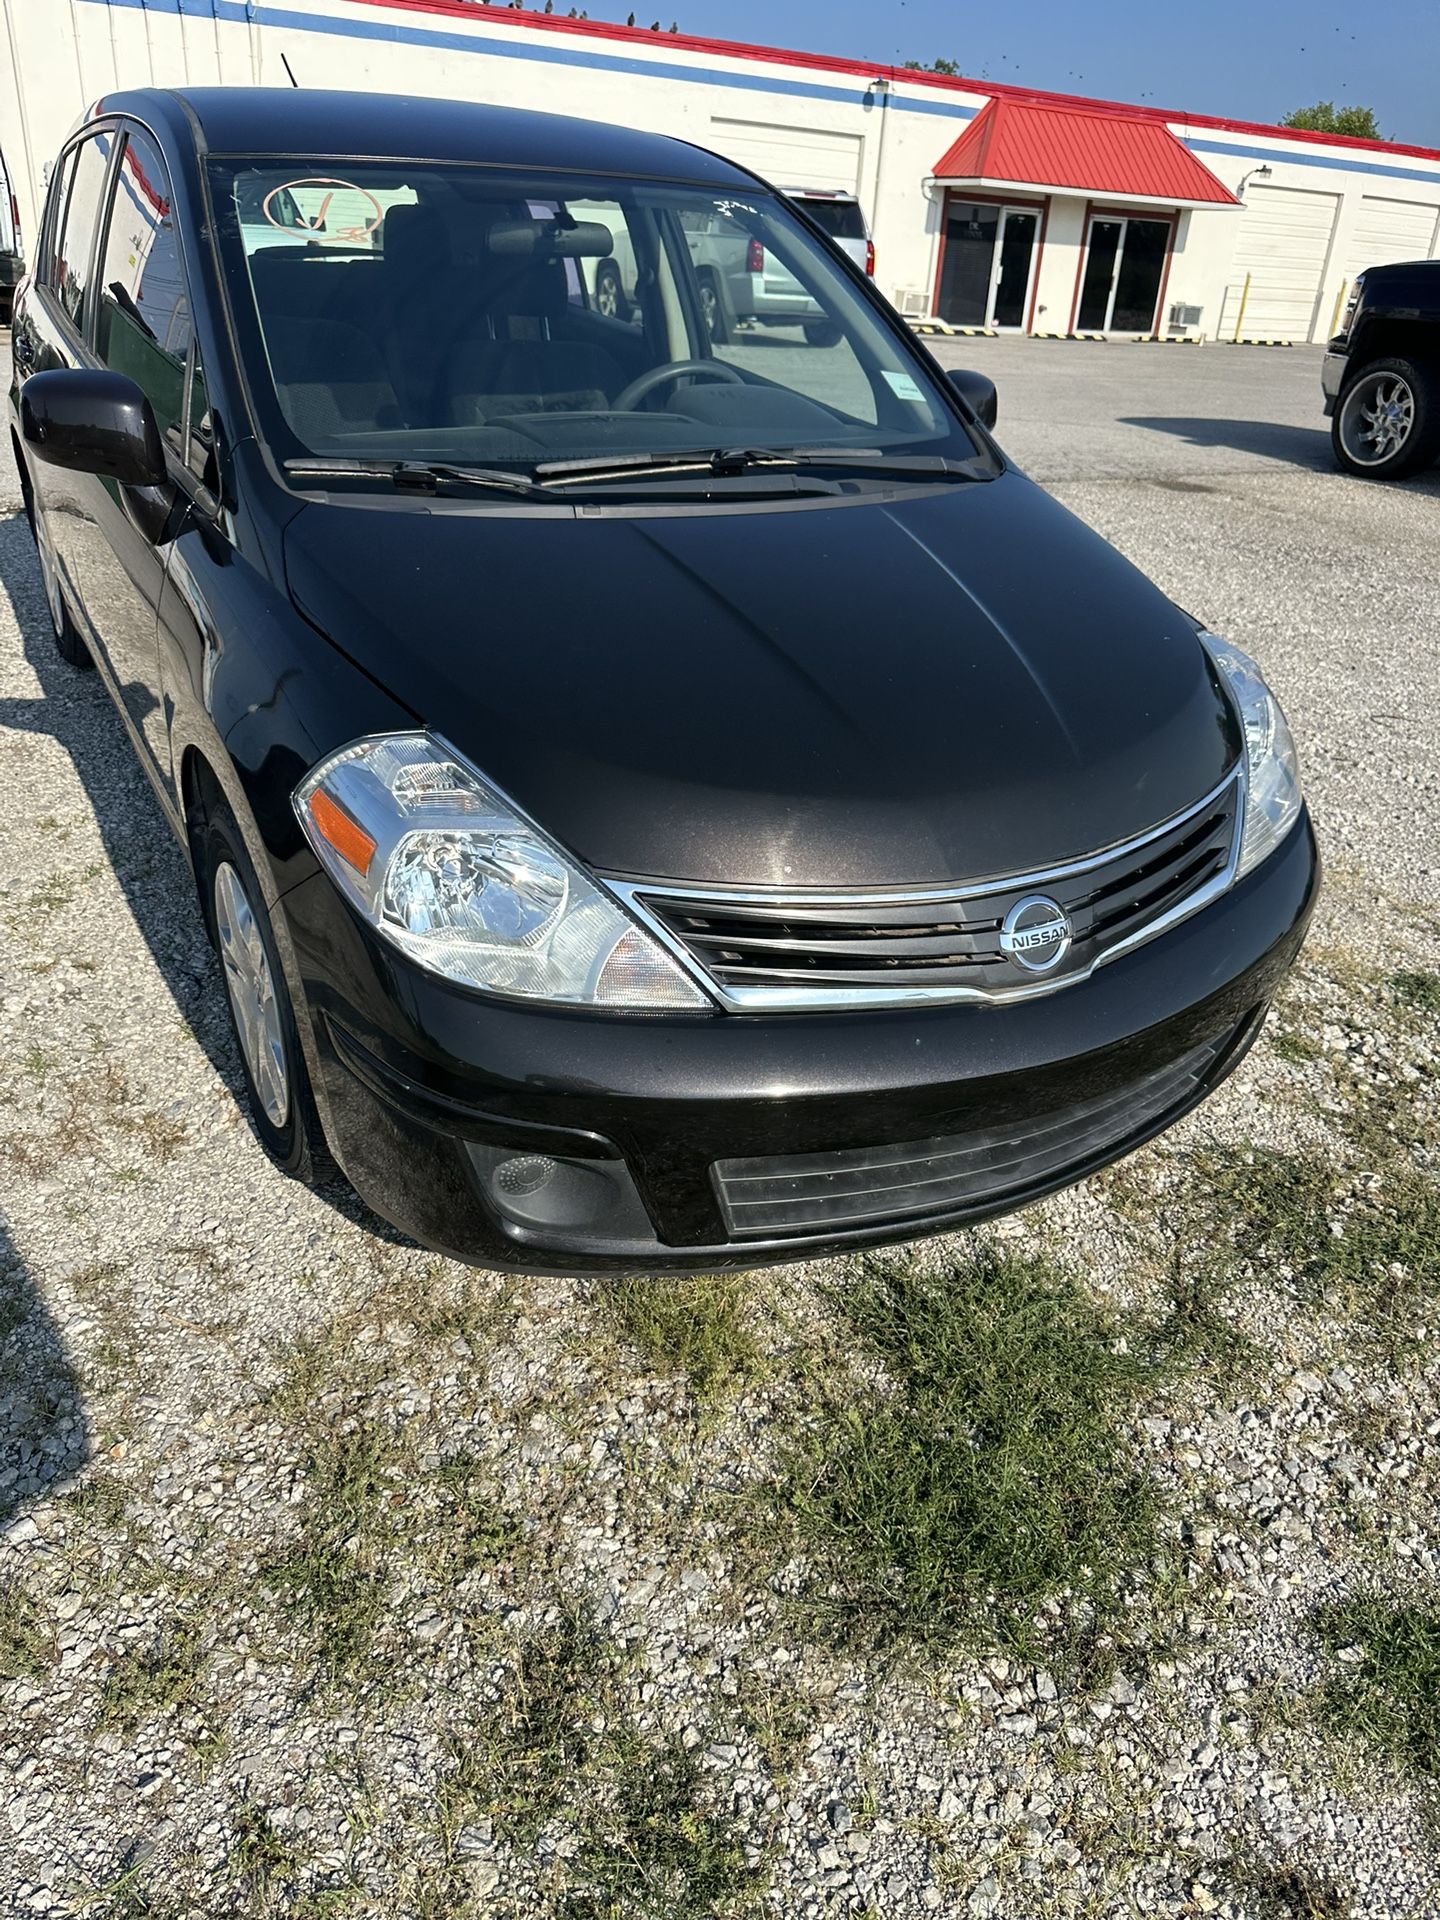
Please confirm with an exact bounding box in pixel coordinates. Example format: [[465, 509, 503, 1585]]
[[97, 86, 758, 188]]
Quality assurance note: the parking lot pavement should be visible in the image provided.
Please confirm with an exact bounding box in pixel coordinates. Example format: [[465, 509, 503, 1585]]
[[2, 335, 1439, 1918]]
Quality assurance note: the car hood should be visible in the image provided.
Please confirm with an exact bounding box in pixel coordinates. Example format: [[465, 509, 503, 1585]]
[[283, 473, 1237, 888]]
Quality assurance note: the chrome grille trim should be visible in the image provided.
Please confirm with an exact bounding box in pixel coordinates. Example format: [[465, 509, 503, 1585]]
[[605, 767, 1244, 1013]]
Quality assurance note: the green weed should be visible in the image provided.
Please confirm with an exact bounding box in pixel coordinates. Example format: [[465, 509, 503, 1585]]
[[1311, 1591, 1440, 1780]]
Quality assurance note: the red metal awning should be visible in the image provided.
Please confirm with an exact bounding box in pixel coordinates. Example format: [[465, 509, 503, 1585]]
[[934, 98, 1240, 209]]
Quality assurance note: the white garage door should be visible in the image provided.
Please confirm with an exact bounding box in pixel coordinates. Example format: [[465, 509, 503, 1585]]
[[1346, 195, 1440, 278], [709, 118, 862, 194], [1218, 185, 1339, 341]]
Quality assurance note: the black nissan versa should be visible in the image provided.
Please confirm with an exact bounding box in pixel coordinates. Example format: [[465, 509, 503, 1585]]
[[8, 89, 1319, 1273]]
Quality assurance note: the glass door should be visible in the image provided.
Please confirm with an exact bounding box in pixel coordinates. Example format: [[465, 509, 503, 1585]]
[[1076, 215, 1171, 334], [990, 208, 1038, 329], [937, 201, 1000, 327]]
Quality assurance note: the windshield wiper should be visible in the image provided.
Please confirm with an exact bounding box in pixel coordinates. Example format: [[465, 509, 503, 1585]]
[[533, 446, 984, 486], [285, 458, 547, 499]]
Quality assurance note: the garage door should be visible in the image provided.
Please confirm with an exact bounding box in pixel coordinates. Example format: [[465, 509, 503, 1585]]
[[1345, 195, 1440, 279], [709, 118, 862, 194], [1217, 185, 1339, 341]]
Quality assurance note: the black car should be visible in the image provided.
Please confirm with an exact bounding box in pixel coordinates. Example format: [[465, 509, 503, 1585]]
[[1322, 258, 1440, 479], [8, 89, 1318, 1274]]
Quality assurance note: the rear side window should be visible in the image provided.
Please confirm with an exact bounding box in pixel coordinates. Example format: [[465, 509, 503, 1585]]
[[53, 132, 112, 327], [41, 148, 77, 289], [95, 127, 192, 441], [799, 199, 867, 243]]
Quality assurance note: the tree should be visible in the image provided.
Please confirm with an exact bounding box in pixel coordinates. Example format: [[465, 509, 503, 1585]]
[[904, 57, 960, 76], [1282, 101, 1385, 141]]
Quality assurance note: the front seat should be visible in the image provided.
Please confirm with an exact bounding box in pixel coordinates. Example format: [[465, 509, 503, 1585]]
[[265, 317, 404, 445], [445, 259, 628, 424]]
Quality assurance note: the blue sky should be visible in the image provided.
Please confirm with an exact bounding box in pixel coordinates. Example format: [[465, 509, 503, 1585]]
[[571, 0, 1439, 149]]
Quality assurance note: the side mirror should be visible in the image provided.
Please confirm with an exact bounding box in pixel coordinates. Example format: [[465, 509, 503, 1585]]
[[19, 368, 166, 488], [946, 367, 998, 431]]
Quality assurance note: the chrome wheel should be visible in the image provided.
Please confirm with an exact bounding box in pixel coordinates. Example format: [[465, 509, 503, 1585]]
[[214, 861, 289, 1129], [594, 265, 622, 320], [1338, 370, 1415, 467], [699, 280, 719, 338]]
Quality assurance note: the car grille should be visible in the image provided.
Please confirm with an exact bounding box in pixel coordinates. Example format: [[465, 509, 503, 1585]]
[[712, 1023, 1241, 1238], [620, 769, 1241, 1011]]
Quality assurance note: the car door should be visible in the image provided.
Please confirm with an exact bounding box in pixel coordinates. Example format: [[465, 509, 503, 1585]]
[[52, 121, 194, 790]]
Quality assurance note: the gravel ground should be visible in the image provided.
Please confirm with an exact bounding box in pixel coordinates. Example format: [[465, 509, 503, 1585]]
[[2, 336, 1439, 1920]]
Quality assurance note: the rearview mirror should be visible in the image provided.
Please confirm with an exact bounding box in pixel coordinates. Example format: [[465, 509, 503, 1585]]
[[20, 369, 166, 488], [946, 367, 998, 431]]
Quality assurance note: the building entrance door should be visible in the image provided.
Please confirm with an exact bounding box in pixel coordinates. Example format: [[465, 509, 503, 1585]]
[[937, 198, 1039, 329], [1076, 215, 1171, 333]]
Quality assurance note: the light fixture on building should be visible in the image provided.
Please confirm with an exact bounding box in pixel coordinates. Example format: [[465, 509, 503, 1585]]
[[1236, 164, 1274, 199]]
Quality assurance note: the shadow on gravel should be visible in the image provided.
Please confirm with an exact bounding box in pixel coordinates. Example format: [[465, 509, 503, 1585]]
[[1119, 414, 1335, 470], [0, 1210, 88, 1530], [0, 509, 414, 1254]]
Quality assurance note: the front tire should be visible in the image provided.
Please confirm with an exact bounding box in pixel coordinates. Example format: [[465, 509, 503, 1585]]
[[803, 320, 842, 349], [1332, 356, 1440, 479], [198, 796, 331, 1184], [21, 468, 92, 668]]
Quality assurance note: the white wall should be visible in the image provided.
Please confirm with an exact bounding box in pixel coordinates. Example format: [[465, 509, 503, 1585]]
[[1, 0, 1437, 342]]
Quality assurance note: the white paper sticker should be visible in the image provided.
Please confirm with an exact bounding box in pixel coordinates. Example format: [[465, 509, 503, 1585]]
[[882, 369, 926, 402]]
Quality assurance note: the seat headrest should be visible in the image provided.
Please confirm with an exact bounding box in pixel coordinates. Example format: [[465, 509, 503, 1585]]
[[383, 203, 450, 278]]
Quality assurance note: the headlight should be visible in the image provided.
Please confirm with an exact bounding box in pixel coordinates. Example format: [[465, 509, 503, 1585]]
[[1201, 633, 1303, 878], [294, 734, 711, 1010]]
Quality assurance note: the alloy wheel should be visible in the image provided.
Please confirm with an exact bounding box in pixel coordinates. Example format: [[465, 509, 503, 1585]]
[[1338, 370, 1416, 467], [214, 861, 290, 1128], [700, 281, 719, 338]]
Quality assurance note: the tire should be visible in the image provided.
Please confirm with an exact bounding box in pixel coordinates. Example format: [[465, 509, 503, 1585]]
[[21, 465, 92, 668], [803, 320, 842, 349], [1331, 356, 1440, 480], [698, 274, 727, 344], [196, 794, 332, 1184], [593, 261, 625, 322]]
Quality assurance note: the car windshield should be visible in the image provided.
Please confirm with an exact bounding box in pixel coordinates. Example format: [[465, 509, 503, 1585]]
[[207, 157, 983, 478]]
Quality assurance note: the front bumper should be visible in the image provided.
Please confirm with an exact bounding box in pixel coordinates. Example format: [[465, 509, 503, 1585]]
[[1321, 347, 1348, 415], [280, 811, 1319, 1273]]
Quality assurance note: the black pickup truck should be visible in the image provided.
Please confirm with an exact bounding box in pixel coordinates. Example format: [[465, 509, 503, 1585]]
[[1322, 259, 1440, 480]]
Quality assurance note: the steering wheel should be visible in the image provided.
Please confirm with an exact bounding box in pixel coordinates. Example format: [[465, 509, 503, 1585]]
[[612, 358, 746, 412]]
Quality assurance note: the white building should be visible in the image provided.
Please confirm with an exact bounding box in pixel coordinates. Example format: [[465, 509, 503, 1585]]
[[2, 0, 1438, 344]]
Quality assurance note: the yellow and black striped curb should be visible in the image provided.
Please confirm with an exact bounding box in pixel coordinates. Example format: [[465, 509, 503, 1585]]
[[904, 320, 997, 337], [1133, 334, 1203, 344], [1228, 338, 1294, 347], [1032, 331, 1106, 342]]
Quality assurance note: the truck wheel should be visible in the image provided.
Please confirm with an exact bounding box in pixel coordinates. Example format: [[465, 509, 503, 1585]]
[[803, 320, 842, 349], [698, 274, 727, 344], [1332, 356, 1440, 480], [593, 261, 625, 321]]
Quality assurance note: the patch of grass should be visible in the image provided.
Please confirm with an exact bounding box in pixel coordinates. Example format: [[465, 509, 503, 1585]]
[[1311, 1591, 1440, 1780], [780, 1249, 1161, 1662], [98, 1613, 205, 1731], [603, 1274, 765, 1408], [1212, 1853, 1351, 1918], [569, 1734, 756, 1919], [1390, 969, 1440, 1018], [230, 1800, 297, 1897], [0, 1580, 52, 1678], [1192, 1145, 1440, 1355], [446, 1612, 606, 1845], [263, 1428, 399, 1679], [1270, 1026, 1323, 1065]]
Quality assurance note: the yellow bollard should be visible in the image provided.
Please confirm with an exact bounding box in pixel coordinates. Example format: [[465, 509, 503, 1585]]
[[1328, 279, 1349, 338], [1232, 272, 1251, 344]]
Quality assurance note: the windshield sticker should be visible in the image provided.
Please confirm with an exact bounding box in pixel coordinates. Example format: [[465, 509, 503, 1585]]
[[882, 369, 926, 403]]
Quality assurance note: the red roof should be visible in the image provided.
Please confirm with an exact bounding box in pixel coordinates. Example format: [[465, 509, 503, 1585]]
[[934, 98, 1239, 205]]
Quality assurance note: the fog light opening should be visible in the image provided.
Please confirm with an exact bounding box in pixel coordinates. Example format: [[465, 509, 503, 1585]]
[[468, 1141, 656, 1248]]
